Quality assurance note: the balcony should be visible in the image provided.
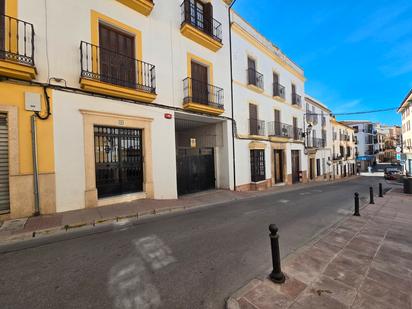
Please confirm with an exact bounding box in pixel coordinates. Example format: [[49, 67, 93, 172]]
[[308, 137, 326, 149], [292, 93, 302, 107], [306, 113, 318, 125], [321, 117, 326, 127], [273, 82, 285, 100], [80, 41, 156, 102], [116, 0, 154, 16], [267, 121, 293, 140], [293, 127, 303, 141], [249, 118, 265, 136], [333, 154, 343, 161], [0, 15, 36, 80], [180, 0, 223, 52], [247, 68, 264, 92], [182, 77, 224, 115]]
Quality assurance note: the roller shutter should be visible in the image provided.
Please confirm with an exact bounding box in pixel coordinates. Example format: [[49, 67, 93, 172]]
[[0, 113, 9, 213]]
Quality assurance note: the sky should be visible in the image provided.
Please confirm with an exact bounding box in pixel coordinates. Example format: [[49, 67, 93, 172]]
[[232, 0, 412, 126]]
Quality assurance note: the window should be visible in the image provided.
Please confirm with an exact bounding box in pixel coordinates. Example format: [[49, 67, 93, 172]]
[[316, 159, 321, 176], [250, 150, 265, 182]]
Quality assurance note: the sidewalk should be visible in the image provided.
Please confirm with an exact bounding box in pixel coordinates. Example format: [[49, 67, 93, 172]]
[[227, 188, 412, 309], [0, 176, 358, 243]]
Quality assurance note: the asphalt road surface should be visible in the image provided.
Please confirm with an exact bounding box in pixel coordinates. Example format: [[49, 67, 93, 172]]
[[0, 176, 392, 309]]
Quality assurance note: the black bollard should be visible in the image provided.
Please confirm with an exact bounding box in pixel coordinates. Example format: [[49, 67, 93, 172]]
[[354, 192, 360, 216], [379, 183, 383, 197], [369, 187, 375, 204], [269, 224, 286, 284]]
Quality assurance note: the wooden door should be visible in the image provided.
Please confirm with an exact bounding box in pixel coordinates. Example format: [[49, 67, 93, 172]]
[[191, 61, 208, 104], [99, 24, 135, 88], [248, 57, 256, 85], [291, 150, 300, 184], [274, 150, 283, 184], [249, 104, 258, 135], [273, 72, 279, 96], [309, 158, 314, 180], [274, 109, 281, 136], [293, 117, 298, 140]]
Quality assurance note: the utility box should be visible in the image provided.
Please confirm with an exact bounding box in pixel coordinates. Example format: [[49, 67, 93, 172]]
[[25, 92, 42, 112]]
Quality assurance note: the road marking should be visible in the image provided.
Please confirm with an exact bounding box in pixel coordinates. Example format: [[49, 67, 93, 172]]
[[311, 189, 323, 193], [299, 192, 312, 195], [278, 199, 290, 204]]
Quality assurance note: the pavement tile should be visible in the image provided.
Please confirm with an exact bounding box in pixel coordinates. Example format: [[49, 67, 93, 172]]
[[323, 262, 365, 290], [367, 266, 412, 294], [238, 298, 259, 309], [370, 260, 412, 282], [385, 230, 412, 247], [320, 231, 352, 249], [351, 292, 391, 309], [244, 281, 292, 309], [328, 252, 370, 276], [345, 237, 380, 258], [264, 276, 307, 300], [313, 239, 342, 255], [293, 287, 348, 309], [23, 214, 63, 232], [359, 277, 411, 309], [310, 275, 357, 306]]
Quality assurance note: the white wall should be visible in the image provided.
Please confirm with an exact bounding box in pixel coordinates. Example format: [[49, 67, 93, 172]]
[[52, 90, 178, 212]]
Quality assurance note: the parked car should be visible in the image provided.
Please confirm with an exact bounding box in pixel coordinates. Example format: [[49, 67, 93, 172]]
[[384, 167, 401, 180]]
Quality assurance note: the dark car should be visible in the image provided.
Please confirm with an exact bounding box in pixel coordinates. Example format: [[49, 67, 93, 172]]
[[384, 167, 401, 180]]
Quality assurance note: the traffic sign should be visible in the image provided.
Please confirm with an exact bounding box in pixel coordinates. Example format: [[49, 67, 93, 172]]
[[396, 146, 401, 153]]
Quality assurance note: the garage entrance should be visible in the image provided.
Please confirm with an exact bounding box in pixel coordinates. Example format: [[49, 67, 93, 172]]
[[176, 147, 215, 195]]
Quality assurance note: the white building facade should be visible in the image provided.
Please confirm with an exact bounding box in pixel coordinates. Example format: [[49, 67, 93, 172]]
[[231, 12, 308, 190], [331, 120, 356, 178], [18, 0, 236, 213], [399, 90, 412, 175], [304, 96, 333, 181]]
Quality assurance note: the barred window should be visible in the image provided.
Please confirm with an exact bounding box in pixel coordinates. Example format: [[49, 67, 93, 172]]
[[250, 150, 265, 182]]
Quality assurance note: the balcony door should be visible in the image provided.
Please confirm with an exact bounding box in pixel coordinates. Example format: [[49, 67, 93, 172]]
[[274, 109, 281, 136], [191, 61, 208, 104], [99, 23, 136, 88], [249, 103, 258, 135], [248, 57, 256, 85]]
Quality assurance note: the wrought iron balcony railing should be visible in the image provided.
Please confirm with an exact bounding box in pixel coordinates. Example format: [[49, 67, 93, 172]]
[[273, 82, 285, 98], [306, 113, 318, 125], [292, 93, 302, 107], [308, 137, 326, 148], [183, 77, 224, 110], [80, 41, 156, 93], [249, 118, 265, 136], [267, 121, 293, 138], [0, 14, 35, 66], [180, 0, 222, 43], [247, 68, 264, 89]]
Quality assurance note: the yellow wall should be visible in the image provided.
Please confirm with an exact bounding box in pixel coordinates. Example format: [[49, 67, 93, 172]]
[[0, 81, 54, 175]]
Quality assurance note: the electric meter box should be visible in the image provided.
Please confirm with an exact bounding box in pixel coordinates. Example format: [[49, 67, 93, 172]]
[[25, 92, 42, 112]]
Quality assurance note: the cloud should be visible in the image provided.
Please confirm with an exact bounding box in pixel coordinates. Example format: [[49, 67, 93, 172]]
[[333, 99, 362, 113]]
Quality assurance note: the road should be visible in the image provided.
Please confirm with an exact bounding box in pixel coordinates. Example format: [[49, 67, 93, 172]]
[[0, 176, 391, 309]]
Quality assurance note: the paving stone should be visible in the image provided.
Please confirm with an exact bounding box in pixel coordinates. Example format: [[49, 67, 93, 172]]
[[294, 287, 348, 309], [351, 292, 394, 309], [244, 282, 292, 309], [238, 298, 259, 309], [283, 253, 327, 285], [263, 276, 307, 300], [310, 275, 356, 306], [367, 266, 412, 294], [370, 260, 412, 282], [313, 239, 342, 255], [323, 262, 365, 290], [328, 252, 370, 276], [359, 277, 411, 309], [345, 237, 380, 258]]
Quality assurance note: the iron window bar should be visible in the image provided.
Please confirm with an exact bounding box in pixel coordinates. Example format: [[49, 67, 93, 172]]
[[247, 68, 264, 89], [249, 118, 266, 136], [183, 77, 224, 109], [273, 82, 285, 98], [80, 41, 156, 94], [180, 0, 222, 43], [0, 14, 35, 66]]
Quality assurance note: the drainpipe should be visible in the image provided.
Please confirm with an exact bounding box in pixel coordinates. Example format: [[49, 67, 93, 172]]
[[228, 0, 238, 190], [31, 114, 40, 216]]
